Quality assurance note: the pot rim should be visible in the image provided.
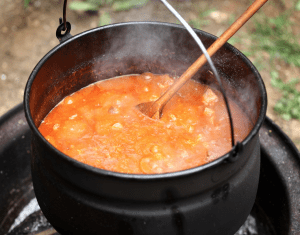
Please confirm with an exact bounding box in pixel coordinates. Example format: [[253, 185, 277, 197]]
[[24, 21, 267, 180]]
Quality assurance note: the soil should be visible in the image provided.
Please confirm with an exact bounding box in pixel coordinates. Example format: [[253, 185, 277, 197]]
[[0, 0, 300, 150]]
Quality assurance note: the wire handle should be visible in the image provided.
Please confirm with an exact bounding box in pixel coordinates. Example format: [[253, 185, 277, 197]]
[[160, 0, 236, 147], [63, 0, 68, 31], [56, 0, 72, 43]]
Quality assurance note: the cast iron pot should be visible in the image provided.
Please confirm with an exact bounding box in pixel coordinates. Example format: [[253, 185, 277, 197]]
[[24, 22, 267, 235]]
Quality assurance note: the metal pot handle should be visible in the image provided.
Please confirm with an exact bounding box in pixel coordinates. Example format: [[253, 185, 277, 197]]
[[56, 0, 72, 43], [161, 0, 241, 161]]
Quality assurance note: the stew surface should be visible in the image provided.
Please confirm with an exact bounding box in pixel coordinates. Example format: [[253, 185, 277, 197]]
[[39, 73, 252, 174]]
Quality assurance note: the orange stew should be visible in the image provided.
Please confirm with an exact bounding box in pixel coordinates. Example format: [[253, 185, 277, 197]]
[[39, 73, 252, 174]]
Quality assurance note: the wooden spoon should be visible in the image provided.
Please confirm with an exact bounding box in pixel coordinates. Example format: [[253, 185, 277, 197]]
[[137, 0, 268, 119]]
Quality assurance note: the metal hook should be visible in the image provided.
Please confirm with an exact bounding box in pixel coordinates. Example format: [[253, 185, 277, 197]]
[[56, 0, 72, 43]]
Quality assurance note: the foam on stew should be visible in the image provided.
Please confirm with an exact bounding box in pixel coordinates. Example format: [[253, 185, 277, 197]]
[[39, 72, 252, 174]]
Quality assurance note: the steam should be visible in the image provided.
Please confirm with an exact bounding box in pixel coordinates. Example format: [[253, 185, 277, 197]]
[[89, 3, 263, 135]]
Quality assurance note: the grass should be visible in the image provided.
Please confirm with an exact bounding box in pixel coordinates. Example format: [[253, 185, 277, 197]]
[[250, 13, 300, 67], [37, 0, 300, 121], [22, 0, 148, 25], [189, 8, 216, 29], [68, 0, 148, 26], [249, 11, 300, 121], [24, 0, 31, 8], [187, 2, 300, 121], [271, 71, 300, 121]]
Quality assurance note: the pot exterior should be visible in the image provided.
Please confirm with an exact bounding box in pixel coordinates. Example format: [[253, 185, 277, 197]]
[[25, 22, 267, 235], [32, 133, 260, 235]]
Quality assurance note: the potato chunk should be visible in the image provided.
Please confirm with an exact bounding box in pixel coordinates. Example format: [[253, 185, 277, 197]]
[[202, 88, 218, 105]]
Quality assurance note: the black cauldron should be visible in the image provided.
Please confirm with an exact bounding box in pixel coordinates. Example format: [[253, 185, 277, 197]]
[[24, 22, 267, 235]]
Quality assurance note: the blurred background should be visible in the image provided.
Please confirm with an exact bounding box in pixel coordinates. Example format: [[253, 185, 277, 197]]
[[0, 0, 299, 150]]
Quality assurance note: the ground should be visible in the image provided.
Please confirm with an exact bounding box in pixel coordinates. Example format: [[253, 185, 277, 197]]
[[0, 0, 300, 150]]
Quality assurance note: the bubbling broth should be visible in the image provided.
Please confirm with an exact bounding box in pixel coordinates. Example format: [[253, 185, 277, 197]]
[[39, 72, 252, 174]]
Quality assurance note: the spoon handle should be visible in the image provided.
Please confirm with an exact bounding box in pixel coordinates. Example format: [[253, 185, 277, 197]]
[[155, 0, 268, 114]]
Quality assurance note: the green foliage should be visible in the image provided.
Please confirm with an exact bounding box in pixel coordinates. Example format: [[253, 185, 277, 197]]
[[69, 0, 148, 12], [68, 0, 149, 26], [227, 14, 236, 26], [24, 0, 31, 8], [271, 71, 300, 121], [112, 0, 148, 11], [252, 57, 265, 71], [251, 14, 300, 67], [227, 37, 241, 46], [99, 11, 111, 26], [296, 0, 300, 11], [189, 8, 216, 29], [247, 9, 300, 121], [69, 1, 99, 11]]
